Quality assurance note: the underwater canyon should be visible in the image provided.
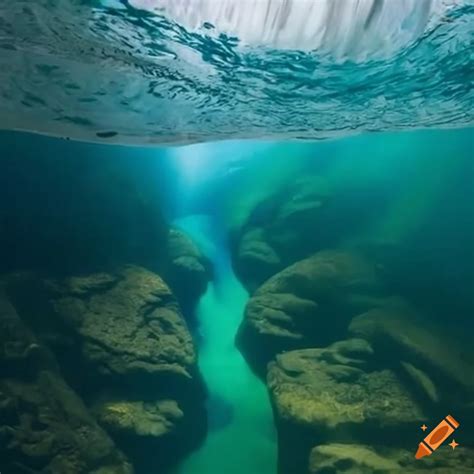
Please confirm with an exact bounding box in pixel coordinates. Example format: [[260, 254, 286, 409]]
[[0, 129, 473, 474], [1, 1, 474, 473]]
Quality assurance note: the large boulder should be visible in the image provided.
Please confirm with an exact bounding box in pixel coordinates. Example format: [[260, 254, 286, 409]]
[[0, 289, 132, 474], [267, 339, 427, 474], [237, 250, 388, 375], [6, 266, 207, 473]]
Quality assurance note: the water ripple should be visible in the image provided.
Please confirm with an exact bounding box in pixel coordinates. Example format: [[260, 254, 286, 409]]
[[0, 0, 472, 144]]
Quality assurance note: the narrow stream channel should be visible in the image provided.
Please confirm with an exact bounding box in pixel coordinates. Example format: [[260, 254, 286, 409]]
[[174, 215, 277, 474]]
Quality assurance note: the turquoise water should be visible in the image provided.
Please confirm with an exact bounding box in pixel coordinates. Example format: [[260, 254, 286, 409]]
[[174, 216, 276, 474], [0, 127, 473, 473], [0, 1, 473, 471], [0, 1, 472, 143]]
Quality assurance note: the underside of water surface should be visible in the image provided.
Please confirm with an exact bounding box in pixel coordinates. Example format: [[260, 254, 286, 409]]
[[0, 2, 474, 474], [0, 0, 473, 143]]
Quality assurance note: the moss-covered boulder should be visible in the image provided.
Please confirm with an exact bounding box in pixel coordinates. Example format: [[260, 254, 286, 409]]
[[95, 399, 183, 438], [47, 267, 197, 382], [237, 250, 388, 375], [92, 396, 198, 473], [267, 339, 427, 474], [0, 290, 132, 474], [6, 266, 207, 473]]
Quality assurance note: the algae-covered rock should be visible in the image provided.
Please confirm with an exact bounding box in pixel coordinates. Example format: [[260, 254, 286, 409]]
[[309, 444, 401, 473], [267, 340, 427, 474], [0, 372, 133, 474], [237, 250, 388, 375], [164, 228, 212, 322], [0, 290, 132, 474], [46, 266, 197, 382], [232, 177, 333, 291], [309, 443, 474, 473], [95, 399, 183, 438], [349, 303, 474, 413], [92, 396, 199, 473], [231, 176, 387, 292], [6, 267, 207, 472], [235, 227, 282, 292], [267, 306, 474, 474], [268, 340, 425, 432]]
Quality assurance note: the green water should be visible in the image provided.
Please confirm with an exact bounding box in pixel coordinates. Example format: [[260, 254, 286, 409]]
[[174, 216, 277, 474]]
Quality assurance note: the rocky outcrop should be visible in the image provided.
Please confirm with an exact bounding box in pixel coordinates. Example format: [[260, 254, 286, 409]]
[[349, 304, 474, 421], [267, 339, 427, 473], [6, 266, 207, 473], [164, 228, 212, 323], [233, 227, 283, 293], [232, 177, 333, 292], [0, 289, 132, 474], [268, 335, 474, 474], [237, 240, 474, 473], [265, 297, 474, 474], [237, 250, 388, 375], [231, 176, 386, 292]]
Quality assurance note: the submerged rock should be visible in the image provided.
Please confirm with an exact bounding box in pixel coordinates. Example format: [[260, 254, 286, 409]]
[[234, 227, 282, 293], [164, 228, 212, 323], [232, 176, 387, 292], [0, 289, 132, 474], [92, 396, 200, 473], [309, 443, 474, 473], [6, 266, 207, 473], [237, 250, 388, 375], [46, 266, 197, 382], [267, 303, 474, 474], [95, 399, 184, 438], [232, 177, 333, 291], [309, 444, 400, 473], [267, 339, 427, 474], [349, 303, 474, 422]]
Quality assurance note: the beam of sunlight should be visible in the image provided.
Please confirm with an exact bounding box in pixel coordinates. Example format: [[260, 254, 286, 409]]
[[169, 147, 277, 474]]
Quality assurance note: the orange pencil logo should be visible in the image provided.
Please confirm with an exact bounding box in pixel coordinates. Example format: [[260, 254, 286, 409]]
[[415, 415, 460, 459]]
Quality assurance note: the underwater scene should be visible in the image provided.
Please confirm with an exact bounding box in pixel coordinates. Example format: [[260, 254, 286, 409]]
[[0, 1, 473, 474]]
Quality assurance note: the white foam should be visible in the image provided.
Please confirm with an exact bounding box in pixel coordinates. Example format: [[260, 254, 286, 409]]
[[130, 0, 456, 59]]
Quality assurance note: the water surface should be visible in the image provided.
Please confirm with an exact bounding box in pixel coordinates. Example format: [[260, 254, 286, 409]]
[[0, 1, 472, 144]]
